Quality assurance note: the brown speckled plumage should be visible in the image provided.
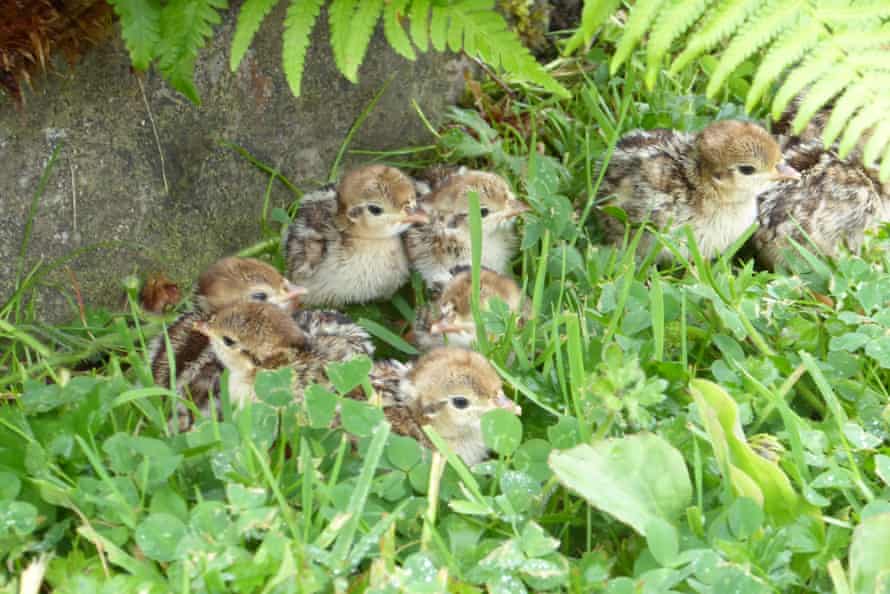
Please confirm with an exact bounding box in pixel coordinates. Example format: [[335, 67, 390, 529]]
[[751, 101, 890, 269], [413, 266, 526, 351], [404, 170, 529, 289], [382, 347, 521, 465], [284, 165, 427, 306], [597, 120, 793, 262]]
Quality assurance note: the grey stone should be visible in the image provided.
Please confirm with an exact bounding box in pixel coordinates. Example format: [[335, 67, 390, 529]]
[[0, 4, 466, 322]]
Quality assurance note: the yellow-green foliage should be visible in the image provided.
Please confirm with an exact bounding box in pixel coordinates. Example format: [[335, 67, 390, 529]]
[[566, 0, 890, 181]]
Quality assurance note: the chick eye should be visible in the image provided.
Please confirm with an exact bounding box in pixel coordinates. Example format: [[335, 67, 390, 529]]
[[451, 396, 470, 409], [250, 292, 268, 302], [367, 205, 384, 215], [222, 336, 236, 347], [737, 165, 756, 175], [479, 207, 490, 218]]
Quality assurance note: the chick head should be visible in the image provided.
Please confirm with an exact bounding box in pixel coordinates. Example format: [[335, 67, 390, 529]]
[[429, 267, 524, 348], [697, 120, 799, 201], [195, 302, 307, 377], [196, 257, 307, 313], [404, 347, 521, 443], [338, 165, 428, 239], [420, 171, 529, 235]]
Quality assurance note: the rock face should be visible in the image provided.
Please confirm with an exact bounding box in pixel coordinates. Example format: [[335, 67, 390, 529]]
[[0, 5, 466, 322]]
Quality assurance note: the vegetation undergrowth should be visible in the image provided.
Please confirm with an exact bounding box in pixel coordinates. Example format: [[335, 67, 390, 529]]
[[3, 39, 890, 594]]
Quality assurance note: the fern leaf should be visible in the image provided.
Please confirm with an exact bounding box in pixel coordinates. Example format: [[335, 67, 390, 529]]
[[108, 0, 162, 71], [430, 5, 449, 52], [863, 120, 890, 168], [329, 0, 357, 80], [671, 0, 764, 74], [815, 1, 890, 23], [611, 0, 666, 75], [342, 0, 383, 82], [822, 81, 873, 147], [745, 18, 821, 111], [839, 101, 885, 160], [790, 65, 858, 133], [645, 0, 713, 89], [383, 0, 415, 60], [282, 0, 323, 96], [409, 0, 431, 52], [156, 0, 227, 104], [230, 0, 279, 72], [771, 46, 842, 120], [706, 0, 803, 97], [563, 0, 622, 55]]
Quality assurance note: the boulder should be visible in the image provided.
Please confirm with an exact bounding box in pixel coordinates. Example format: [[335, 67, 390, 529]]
[[0, 4, 466, 322]]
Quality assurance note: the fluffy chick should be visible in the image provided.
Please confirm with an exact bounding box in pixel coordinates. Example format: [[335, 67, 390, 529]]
[[149, 257, 305, 399], [750, 103, 890, 269], [195, 302, 345, 408], [382, 347, 522, 466], [412, 266, 527, 351], [284, 165, 428, 306], [598, 120, 799, 262], [404, 170, 529, 289]]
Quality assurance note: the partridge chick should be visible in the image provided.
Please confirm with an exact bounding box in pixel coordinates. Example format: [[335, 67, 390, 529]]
[[751, 103, 890, 269], [404, 170, 529, 289], [195, 302, 349, 408], [284, 165, 428, 306], [382, 347, 522, 466], [598, 120, 799, 262], [412, 266, 527, 351], [149, 257, 306, 398]]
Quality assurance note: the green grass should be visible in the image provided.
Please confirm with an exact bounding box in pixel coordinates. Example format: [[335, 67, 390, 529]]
[[3, 43, 890, 593]]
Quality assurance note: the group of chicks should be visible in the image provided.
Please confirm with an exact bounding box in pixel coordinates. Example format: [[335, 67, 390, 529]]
[[148, 100, 887, 467], [150, 166, 528, 466], [599, 100, 888, 268]]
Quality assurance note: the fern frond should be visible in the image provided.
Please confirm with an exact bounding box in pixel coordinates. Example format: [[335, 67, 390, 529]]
[[745, 18, 821, 111], [328, 0, 357, 80], [282, 0, 323, 96], [342, 0, 383, 82], [790, 68, 856, 133], [863, 120, 890, 168], [230, 0, 278, 72], [383, 0, 415, 61], [705, 0, 804, 97], [108, 0, 161, 71], [156, 0, 226, 104], [670, 0, 764, 74], [610, 0, 665, 75], [409, 0, 431, 52], [881, 143, 890, 182], [563, 0, 622, 55], [771, 46, 843, 119], [430, 4, 449, 52], [645, 0, 714, 89], [822, 81, 874, 146], [839, 100, 886, 159]]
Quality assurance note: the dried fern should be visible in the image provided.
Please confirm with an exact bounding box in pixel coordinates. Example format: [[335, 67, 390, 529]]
[[110, 0, 568, 106], [568, 0, 890, 180]]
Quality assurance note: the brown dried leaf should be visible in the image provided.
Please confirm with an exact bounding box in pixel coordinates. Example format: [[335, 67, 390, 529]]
[[141, 273, 182, 314]]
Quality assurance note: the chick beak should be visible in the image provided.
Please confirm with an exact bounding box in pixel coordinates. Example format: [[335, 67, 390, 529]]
[[774, 162, 801, 180], [505, 199, 531, 218], [192, 320, 210, 336], [494, 390, 522, 415], [284, 283, 308, 302], [401, 208, 430, 225]]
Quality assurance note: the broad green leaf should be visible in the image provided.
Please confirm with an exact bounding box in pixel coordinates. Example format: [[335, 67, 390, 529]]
[[0, 473, 21, 501], [340, 397, 385, 438], [254, 367, 294, 406], [690, 379, 813, 525], [850, 514, 890, 594], [0, 501, 37, 536], [227, 483, 267, 510], [134, 513, 187, 562], [387, 434, 423, 471], [728, 496, 764, 540], [481, 409, 523, 456], [519, 521, 559, 558], [645, 516, 679, 567], [548, 433, 692, 536], [304, 384, 337, 428], [325, 355, 372, 395]]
